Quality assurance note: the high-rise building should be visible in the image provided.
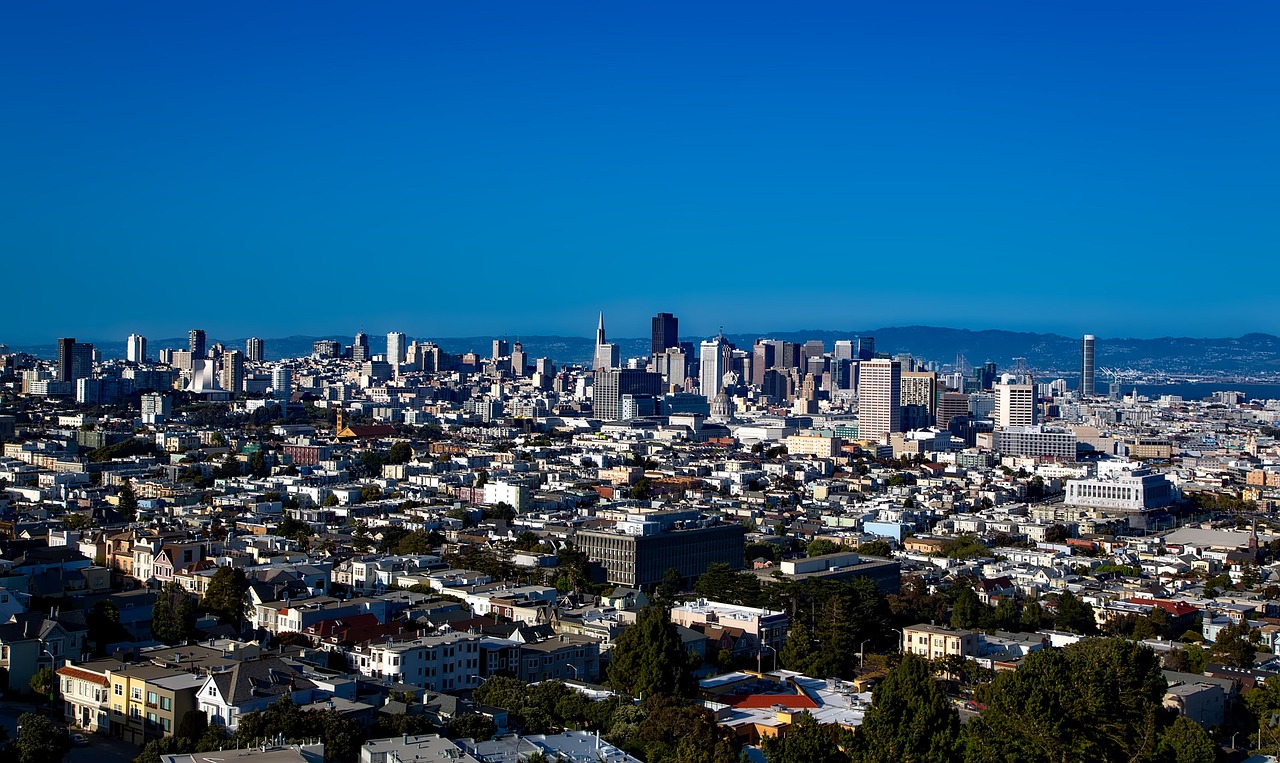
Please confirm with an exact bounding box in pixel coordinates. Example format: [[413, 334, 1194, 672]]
[[593, 313, 619, 370], [492, 339, 509, 360], [858, 358, 901, 441], [901, 371, 938, 417], [593, 368, 662, 420], [189, 329, 207, 359], [700, 334, 730, 399], [993, 373, 1036, 427], [313, 340, 341, 358], [352, 332, 370, 363], [270, 367, 292, 401], [651, 313, 678, 358], [1080, 334, 1096, 397], [936, 392, 970, 428], [246, 337, 264, 362], [751, 341, 776, 386], [833, 340, 855, 361], [220, 350, 245, 393], [510, 342, 527, 377], [856, 336, 876, 361], [57, 337, 94, 382], [386, 332, 406, 365], [126, 334, 147, 364]]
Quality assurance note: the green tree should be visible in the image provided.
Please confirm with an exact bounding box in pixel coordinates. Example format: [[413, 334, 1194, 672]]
[[762, 711, 849, 763], [14, 713, 70, 763], [118, 480, 139, 522], [807, 538, 842, 557], [87, 599, 129, 656], [654, 567, 684, 609], [964, 638, 1167, 763], [203, 565, 249, 631], [151, 581, 196, 644], [778, 621, 817, 675], [950, 586, 986, 630], [1153, 715, 1217, 763], [388, 441, 413, 464], [177, 708, 208, 741], [857, 540, 893, 557], [446, 714, 495, 741], [609, 606, 692, 699], [28, 667, 54, 700], [250, 449, 269, 477], [1210, 619, 1258, 668], [1051, 591, 1098, 635], [810, 593, 856, 678], [854, 653, 960, 763]]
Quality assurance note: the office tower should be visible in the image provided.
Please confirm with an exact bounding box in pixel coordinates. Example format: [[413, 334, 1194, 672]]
[[802, 340, 825, 364], [751, 341, 776, 386], [856, 336, 876, 361], [993, 374, 1036, 427], [386, 332, 406, 365], [894, 353, 915, 372], [57, 337, 94, 382], [246, 337, 264, 362], [699, 334, 730, 399], [593, 312, 619, 370], [937, 392, 970, 428], [492, 339, 509, 360], [271, 367, 293, 400], [901, 371, 938, 417], [510, 342, 527, 377], [220, 350, 245, 393], [126, 334, 147, 364], [833, 340, 854, 361], [593, 368, 662, 420], [858, 358, 901, 441], [189, 329, 207, 358], [313, 340, 341, 358], [535, 357, 555, 376], [352, 332, 370, 363], [779, 341, 802, 370], [665, 347, 689, 390], [651, 313, 678, 357], [1080, 334, 1096, 397]]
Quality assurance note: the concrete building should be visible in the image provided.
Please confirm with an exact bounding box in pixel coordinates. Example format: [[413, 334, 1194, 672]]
[[700, 334, 730, 400], [386, 332, 406, 365], [857, 359, 901, 441], [993, 374, 1036, 427], [903, 624, 980, 660], [126, 334, 147, 364], [593, 368, 662, 421], [1080, 334, 1096, 397], [220, 350, 245, 393], [986, 426, 1077, 460], [246, 337, 265, 362], [1065, 461, 1179, 513], [901, 371, 938, 418], [353, 632, 482, 692], [670, 600, 789, 652], [576, 512, 745, 588]]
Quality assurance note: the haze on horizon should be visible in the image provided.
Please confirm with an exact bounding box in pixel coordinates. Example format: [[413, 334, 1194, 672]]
[[3, 1, 1277, 344]]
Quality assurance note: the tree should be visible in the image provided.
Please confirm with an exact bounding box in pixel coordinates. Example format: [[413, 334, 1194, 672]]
[[446, 714, 495, 742], [854, 653, 959, 763], [609, 606, 692, 699], [857, 540, 893, 557], [14, 713, 70, 763], [807, 539, 842, 557], [152, 581, 196, 644], [118, 480, 139, 522], [762, 711, 849, 763], [62, 513, 91, 531], [88, 599, 128, 656], [950, 586, 985, 630], [1211, 619, 1259, 668], [388, 441, 413, 464], [1154, 715, 1217, 763], [177, 708, 208, 741], [779, 621, 817, 675], [1051, 591, 1097, 635], [964, 638, 1167, 763], [654, 567, 684, 609], [204, 566, 249, 631], [28, 667, 54, 700]]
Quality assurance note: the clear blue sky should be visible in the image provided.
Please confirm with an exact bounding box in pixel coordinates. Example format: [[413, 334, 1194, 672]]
[[2, 1, 1277, 344]]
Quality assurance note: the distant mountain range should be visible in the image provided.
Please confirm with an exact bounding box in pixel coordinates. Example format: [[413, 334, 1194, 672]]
[[11, 327, 1280, 377]]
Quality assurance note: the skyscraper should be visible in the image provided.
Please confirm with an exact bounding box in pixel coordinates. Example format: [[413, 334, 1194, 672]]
[[189, 329, 207, 359], [1080, 334, 1096, 397], [352, 332, 370, 363], [651, 313, 678, 358], [856, 336, 876, 361], [593, 368, 662, 420], [386, 332, 406, 364], [699, 334, 730, 400], [857, 358, 901, 441], [221, 350, 245, 393], [510, 342, 527, 377], [246, 337, 264, 362], [492, 339, 509, 359], [593, 312, 619, 370], [57, 337, 94, 382], [271, 367, 292, 401], [993, 373, 1036, 427], [126, 334, 147, 364]]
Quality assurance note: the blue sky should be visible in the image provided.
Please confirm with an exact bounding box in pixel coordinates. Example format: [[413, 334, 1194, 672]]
[[2, 1, 1277, 344]]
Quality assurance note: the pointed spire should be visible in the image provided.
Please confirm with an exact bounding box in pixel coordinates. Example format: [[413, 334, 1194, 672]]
[[596, 312, 606, 346]]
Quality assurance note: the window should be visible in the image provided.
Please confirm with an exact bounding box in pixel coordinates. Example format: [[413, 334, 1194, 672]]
[[130, 707, 141, 719], [147, 712, 157, 725], [161, 697, 172, 711], [162, 718, 171, 732], [115, 684, 124, 696], [147, 692, 158, 705], [132, 687, 142, 701]]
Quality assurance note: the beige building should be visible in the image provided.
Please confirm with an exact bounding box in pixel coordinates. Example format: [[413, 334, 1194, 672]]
[[903, 623, 979, 660], [784, 433, 842, 458]]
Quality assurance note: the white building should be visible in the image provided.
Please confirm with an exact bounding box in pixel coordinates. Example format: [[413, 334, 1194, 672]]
[[386, 332, 406, 365], [699, 335, 729, 399], [271, 367, 293, 401], [351, 632, 483, 692], [1065, 461, 1179, 513], [993, 374, 1036, 427], [141, 393, 172, 425], [126, 334, 146, 364]]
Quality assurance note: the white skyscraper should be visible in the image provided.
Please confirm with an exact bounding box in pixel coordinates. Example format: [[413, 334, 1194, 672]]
[[126, 334, 146, 364], [387, 332, 406, 365], [699, 334, 730, 400], [246, 337, 265, 362], [993, 373, 1036, 427], [593, 312, 619, 370], [857, 358, 901, 441]]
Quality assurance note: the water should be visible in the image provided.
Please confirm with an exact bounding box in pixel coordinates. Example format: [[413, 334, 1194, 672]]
[[1104, 381, 1280, 402]]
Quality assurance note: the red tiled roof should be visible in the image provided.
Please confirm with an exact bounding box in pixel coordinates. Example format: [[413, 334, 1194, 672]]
[[57, 666, 109, 686], [1129, 598, 1199, 618]]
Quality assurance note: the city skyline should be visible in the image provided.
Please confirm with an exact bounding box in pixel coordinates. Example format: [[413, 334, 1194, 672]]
[[4, 2, 1278, 342]]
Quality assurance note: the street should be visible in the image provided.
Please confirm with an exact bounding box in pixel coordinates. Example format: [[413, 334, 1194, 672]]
[[0, 701, 140, 763]]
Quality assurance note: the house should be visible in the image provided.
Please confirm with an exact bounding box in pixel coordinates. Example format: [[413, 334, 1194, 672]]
[[0, 612, 87, 691], [197, 657, 317, 730]]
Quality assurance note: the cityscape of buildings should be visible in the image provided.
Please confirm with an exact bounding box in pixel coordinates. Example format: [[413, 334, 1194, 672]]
[[2, 311, 1280, 761]]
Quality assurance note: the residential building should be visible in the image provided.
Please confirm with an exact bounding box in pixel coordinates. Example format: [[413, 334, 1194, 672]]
[[903, 624, 980, 660], [126, 334, 147, 364], [246, 337, 265, 362]]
